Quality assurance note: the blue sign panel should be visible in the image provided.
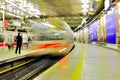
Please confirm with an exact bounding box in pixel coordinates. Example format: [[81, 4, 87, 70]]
[[89, 20, 99, 42], [106, 7, 116, 44]]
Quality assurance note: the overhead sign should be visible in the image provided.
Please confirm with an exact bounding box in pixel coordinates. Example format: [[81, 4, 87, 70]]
[[4, 20, 8, 28], [12, 20, 21, 27]]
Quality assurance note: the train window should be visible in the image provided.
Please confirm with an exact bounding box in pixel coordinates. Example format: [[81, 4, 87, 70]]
[[14, 36, 17, 42], [0, 35, 4, 42]]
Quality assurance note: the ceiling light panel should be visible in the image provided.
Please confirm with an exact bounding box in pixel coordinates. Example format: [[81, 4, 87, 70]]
[[81, 0, 89, 4], [81, 4, 89, 9], [5, 0, 40, 18]]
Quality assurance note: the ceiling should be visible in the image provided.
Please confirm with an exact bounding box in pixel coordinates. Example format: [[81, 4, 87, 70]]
[[29, 0, 84, 16], [0, 0, 104, 30], [29, 0, 104, 30]]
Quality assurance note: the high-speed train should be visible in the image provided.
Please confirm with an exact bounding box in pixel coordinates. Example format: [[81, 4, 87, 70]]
[[28, 19, 75, 56], [0, 19, 75, 56]]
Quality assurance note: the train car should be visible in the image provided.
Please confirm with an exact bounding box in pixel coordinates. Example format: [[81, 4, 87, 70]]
[[27, 19, 75, 56], [0, 31, 29, 49], [0, 19, 74, 57]]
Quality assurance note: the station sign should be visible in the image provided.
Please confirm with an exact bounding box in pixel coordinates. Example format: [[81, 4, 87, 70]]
[[12, 20, 21, 27], [4, 20, 8, 28]]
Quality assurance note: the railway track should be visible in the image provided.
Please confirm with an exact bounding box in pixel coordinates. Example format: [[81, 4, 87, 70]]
[[0, 55, 63, 80]]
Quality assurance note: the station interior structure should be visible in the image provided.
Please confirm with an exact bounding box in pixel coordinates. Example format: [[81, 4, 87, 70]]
[[0, 0, 120, 80]]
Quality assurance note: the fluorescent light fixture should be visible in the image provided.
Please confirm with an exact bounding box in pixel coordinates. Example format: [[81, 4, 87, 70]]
[[81, 4, 89, 9], [29, 20, 37, 23], [29, 20, 33, 22], [2, 11, 23, 19], [16, 15, 23, 19], [83, 13, 87, 15], [6, 12, 15, 16], [42, 23, 56, 28], [0, 10, 22, 19], [6, 0, 17, 7], [5, 0, 40, 18], [81, 0, 89, 4], [89, 8, 94, 11], [82, 9, 88, 13], [5, 0, 33, 16], [6, 0, 25, 12], [34, 15, 40, 18], [95, 0, 100, 1]]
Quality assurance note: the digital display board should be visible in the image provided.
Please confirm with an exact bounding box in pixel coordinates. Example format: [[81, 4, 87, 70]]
[[32, 23, 48, 29], [106, 7, 116, 44], [12, 20, 21, 27], [88, 20, 99, 42]]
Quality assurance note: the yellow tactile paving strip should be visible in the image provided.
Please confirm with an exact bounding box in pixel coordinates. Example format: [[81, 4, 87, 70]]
[[34, 42, 86, 80], [34, 42, 120, 80], [70, 44, 86, 80]]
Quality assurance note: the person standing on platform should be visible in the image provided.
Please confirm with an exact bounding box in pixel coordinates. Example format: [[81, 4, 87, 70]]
[[8, 35, 13, 51], [15, 33, 22, 54], [27, 36, 32, 48]]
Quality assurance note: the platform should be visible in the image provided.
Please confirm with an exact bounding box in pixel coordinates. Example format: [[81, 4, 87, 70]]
[[0, 46, 39, 64], [34, 42, 120, 80]]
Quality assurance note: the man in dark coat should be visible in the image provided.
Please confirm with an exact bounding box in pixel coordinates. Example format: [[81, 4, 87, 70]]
[[15, 33, 22, 54]]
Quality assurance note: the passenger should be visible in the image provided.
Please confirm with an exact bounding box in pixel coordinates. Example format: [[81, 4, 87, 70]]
[[8, 35, 13, 51], [15, 33, 22, 54], [27, 36, 32, 48]]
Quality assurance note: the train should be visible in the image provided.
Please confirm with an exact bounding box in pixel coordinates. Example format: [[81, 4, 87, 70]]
[[0, 19, 75, 56]]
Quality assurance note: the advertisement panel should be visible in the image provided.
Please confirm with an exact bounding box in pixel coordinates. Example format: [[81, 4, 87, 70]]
[[116, 2, 120, 44], [106, 7, 116, 44], [88, 20, 99, 42]]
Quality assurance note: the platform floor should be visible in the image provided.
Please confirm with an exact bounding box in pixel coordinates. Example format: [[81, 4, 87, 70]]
[[34, 42, 120, 80], [0, 46, 35, 62]]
